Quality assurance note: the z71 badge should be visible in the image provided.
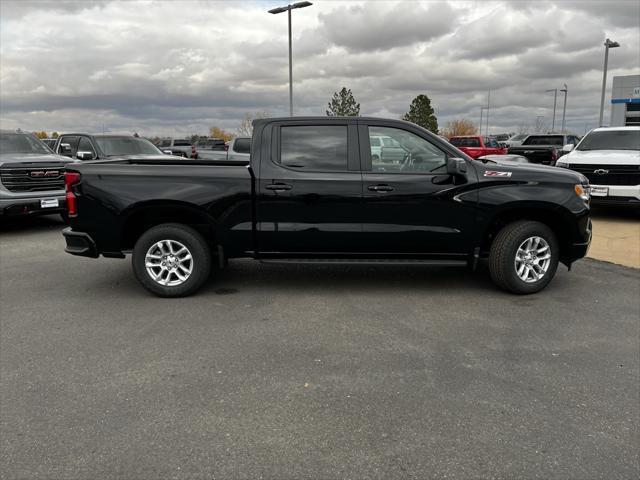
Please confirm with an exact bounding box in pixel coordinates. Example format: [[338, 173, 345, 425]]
[[484, 170, 512, 177]]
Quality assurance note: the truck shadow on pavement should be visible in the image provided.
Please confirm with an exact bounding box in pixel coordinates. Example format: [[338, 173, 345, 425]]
[[0, 214, 65, 234]]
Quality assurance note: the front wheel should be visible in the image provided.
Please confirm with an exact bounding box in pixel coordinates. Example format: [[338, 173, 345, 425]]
[[488, 220, 559, 294], [132, 223, 212, 297]]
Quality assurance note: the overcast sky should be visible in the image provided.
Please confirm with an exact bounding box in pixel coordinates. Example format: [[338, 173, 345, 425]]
[[1, 0, 639, 137]]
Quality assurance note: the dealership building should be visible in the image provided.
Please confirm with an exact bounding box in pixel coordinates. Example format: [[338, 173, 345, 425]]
[[610, 74, 640, 126]]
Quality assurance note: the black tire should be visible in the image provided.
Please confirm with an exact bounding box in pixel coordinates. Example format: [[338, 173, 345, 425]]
[[132, 223, 212, 297], [488, 220, 559, 294]]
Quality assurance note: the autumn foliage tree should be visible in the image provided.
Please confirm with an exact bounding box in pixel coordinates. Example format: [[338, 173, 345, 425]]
[[440, 119, 478, 139], [32, 131, 49, 139], [209, 127, 234, 142]]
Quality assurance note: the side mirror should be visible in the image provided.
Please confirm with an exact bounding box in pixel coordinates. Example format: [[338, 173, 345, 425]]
[[163, 150, 173, 155], [59, 144, 73, 157], [76, 151, 95, 160], [562, 144, 574, 153], [447, 157, 468, 176]]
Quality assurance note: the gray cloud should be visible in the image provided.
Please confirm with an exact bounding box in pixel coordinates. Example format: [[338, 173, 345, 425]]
[[0, 0, 638, 137], [316, 1, 457, 53]]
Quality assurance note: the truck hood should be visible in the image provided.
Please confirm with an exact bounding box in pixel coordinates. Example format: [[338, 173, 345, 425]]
[[0, 152, 76, 167], [563, 149, 640, 165], [477, 159, 586, 183]]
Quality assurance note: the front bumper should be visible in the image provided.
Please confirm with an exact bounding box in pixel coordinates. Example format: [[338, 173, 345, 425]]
[[62, 227, 99, 258], [590, 184, 640, 205], [1, 194, 66, 216], [569, 219, 592, 262]]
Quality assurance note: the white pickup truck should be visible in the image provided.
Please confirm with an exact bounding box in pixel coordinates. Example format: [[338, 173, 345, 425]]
[[195, 137, 250, 162], [556, 127, 639, 206]]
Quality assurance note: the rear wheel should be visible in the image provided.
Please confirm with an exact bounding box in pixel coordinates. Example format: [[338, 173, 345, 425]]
[[132, 223, 211, 297], [488, 220, 559, 294]]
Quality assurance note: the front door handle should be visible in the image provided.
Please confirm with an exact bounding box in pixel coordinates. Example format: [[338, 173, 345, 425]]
[[368, 184, 394, 192], [265, 183, 293, 192]]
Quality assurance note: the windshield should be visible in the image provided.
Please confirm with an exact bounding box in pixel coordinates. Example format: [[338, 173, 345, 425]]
[[0, 133, 51, 154], [510, 134, 528, 141], [95, 137, 162, 156], [577, 130, 640, 151], [522, 135, 564, 146]]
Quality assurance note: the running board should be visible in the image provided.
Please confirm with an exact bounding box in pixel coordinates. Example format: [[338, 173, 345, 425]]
[[259, 258, 468, 266]]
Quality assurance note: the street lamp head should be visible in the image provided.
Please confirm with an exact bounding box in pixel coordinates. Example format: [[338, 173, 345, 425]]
[[269, 1, 312, 14], [605, 38, 620, 48]]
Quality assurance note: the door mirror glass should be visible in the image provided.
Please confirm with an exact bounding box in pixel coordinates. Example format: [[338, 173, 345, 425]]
[[76, 151, 95, 160]]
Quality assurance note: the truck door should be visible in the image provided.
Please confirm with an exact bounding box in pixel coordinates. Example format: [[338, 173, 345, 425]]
[[358, 122, 478, 256], [257, 120, 362, 254]]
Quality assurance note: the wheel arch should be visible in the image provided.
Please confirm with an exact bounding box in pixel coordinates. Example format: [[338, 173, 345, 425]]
[[120, 200, 216, 251], [480, 202, 578, 265]]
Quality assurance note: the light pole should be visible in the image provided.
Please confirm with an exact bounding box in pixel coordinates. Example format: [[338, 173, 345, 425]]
[[560, 84, 568, 133], [599, 38, 620, 127], [479, 106, 488, 135], [546, 88, 558, 132], [486, 89, 491, 136], [269, 1, 313, 117]]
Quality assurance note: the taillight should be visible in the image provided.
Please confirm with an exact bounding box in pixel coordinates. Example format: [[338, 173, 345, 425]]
[[551, 148, 558, 163], [191, 146, 198, 159], [65, 171, 81, 217]]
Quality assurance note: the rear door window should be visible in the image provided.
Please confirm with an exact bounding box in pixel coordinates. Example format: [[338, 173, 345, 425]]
[[279, 125, 348, 171]]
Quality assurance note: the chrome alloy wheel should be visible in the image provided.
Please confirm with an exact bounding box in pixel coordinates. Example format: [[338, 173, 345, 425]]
[[514, 236, 551, 283], [145, 240, 193, 286]]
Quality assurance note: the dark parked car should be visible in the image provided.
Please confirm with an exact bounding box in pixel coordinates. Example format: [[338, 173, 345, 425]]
[[54, 134, 170, 160], [508, 134, 581, 165], [1, 130, 76, 219], [62, 117, 592, 297]]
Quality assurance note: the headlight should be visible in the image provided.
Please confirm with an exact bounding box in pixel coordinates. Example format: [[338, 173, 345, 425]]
[[574, 184, 590, 201], [556, 160, 569, 168]]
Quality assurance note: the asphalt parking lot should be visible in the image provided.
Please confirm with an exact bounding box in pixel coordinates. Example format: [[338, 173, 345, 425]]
[[1, 216, 639, 479]]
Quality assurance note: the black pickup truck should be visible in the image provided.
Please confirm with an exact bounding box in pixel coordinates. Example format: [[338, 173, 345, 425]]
[[62, 117, 592, 297], [508, 134, 581, 165]]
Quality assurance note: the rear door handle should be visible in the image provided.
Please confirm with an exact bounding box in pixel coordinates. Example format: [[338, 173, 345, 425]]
[[368, 184, 394, 192], [265, 183, 293, 191]]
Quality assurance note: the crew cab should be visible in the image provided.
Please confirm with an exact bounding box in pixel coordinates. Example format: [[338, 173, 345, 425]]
[[62, 117, 592, 297], [54, 134, 171, 161], [448, 136, 507, 159], [1, 130, 76, 219], [508, 134, 580, 165], [556, 127, 639, 205]]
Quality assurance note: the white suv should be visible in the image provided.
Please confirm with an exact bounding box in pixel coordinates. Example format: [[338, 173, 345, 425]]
[[556, 127, 639, 205]]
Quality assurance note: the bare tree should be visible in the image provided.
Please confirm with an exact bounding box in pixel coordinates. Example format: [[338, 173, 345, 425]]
[[237, 111, 270, 137], [516, 122, 530, 134], [534, 117, 549, 133]]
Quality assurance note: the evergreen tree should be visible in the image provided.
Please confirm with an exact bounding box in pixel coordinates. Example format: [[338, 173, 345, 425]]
[[402, 94, 438, 133], [326, 87, 360, 116]]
